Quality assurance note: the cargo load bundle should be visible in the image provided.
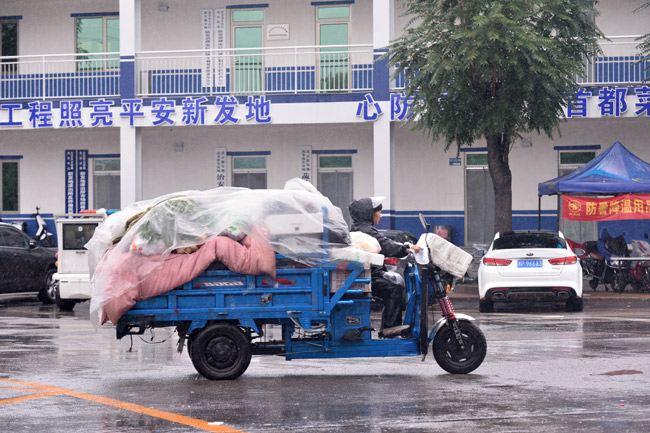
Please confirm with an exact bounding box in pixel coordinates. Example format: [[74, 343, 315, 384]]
[[86, 178, 383, 326]]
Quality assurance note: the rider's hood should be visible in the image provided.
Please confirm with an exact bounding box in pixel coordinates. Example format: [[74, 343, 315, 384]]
[[348, 198, 374, 227]]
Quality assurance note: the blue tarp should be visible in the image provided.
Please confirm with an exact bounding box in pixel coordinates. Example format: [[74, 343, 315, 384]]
[[538, 142, 650, 196]]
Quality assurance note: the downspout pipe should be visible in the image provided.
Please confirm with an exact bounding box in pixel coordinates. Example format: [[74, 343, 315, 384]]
[[538, 195, 541, 230]]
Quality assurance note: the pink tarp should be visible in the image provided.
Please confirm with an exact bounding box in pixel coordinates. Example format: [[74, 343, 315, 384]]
[[98, 235, 276, 324]]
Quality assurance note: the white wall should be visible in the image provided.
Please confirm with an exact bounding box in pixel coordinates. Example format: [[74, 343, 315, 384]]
[[0, 128, 119, 213], [0, 0, 374, 56], [140, 123, 374, 199], [596, 0, 649, 36], [0, 0, 118, 56], [392, 116, 650, 213], [4, 0, 645, 57], [3, 108, 649, 215], [140, 0, 373, 52]]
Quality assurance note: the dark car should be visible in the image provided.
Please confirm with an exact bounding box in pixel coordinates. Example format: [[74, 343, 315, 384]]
[[0, 222, 58, 304]]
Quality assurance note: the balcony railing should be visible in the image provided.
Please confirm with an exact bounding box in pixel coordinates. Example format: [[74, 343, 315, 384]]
[[391, 36, 649, 90], [135, 44, 374, 97], [2, 37, 644, 102], [0, 45, 373, 101], [0, 52, 120, 101], [577, 36, 649, 86]]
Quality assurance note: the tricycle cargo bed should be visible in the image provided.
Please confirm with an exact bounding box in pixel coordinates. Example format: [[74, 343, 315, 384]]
[[116, 260, 371, 339]]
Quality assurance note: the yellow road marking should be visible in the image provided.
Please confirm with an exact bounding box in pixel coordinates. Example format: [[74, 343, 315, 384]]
[[0, 391, 62, 406], [0, 378, 245, 433]]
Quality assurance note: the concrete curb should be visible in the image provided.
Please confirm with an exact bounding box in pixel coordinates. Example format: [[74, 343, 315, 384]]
[[449, 283, 650, 302]]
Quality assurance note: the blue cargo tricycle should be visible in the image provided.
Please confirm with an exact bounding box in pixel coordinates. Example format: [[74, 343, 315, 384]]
[[115, 214, 487, 379]]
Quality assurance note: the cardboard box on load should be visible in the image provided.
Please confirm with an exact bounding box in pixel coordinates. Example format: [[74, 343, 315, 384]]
[[266, 213, 324, 235], [330, 268, 372, 293]]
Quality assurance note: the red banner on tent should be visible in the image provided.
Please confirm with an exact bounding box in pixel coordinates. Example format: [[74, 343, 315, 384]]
[[563, 194, 650, 221]]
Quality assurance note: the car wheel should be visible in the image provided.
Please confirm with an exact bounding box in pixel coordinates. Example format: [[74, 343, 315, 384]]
[[38, 269, 57, 305], [55, 286, 77, 311], [190, 324, 251, 380], [479, 299, 494, 313], [566, 297, 583, 312]]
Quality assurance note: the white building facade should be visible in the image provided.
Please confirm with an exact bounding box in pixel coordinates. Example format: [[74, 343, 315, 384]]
[[1, 0, 649, 246]]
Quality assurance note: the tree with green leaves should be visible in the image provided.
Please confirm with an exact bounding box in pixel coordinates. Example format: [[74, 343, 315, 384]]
[[389, 0, 603, 233]]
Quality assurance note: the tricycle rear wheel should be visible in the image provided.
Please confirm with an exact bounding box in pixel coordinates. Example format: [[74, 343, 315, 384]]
[[432, 320, 486, 374], [190, 324, 251, 380], [613, 269, 628, 293]]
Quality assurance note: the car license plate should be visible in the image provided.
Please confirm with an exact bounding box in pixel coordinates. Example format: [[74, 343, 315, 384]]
[[518, 259, 542, 268]]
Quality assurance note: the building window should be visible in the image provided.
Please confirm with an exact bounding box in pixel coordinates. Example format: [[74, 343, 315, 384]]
[[559, 151, 596, 167], [1, 161, 18, 212], [75, 16, 119, 70], [232, 156, 267, 189], [1, 21, 18, 74], [93, 158, 120, 209], [317, 6, 350, 91], [466, 153, 488, 166], [317, 154, 353, 224], [232, 9, 264, 23], [232, 10, 264, 94]]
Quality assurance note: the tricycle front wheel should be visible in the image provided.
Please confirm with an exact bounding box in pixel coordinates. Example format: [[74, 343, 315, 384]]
[[432, 320, 486, 374], [190, 324, 251, 380]]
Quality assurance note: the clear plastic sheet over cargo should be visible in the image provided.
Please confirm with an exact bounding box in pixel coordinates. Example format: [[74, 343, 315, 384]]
[[87, 178, 351, 325]]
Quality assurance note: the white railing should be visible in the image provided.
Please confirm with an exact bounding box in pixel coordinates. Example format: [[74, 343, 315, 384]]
[[391, 36, 649, 91], [0, 52, 120, 101], [577, 36, 649, 86], [135, 44, 374, 97], [5, 37, 643, 102]]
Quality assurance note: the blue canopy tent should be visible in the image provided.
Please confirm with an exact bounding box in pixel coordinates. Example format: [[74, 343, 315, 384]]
[[537, 141, 650, 229]]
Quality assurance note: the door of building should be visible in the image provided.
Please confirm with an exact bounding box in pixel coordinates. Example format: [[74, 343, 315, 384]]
[[318, 23, 349, 91], [233, 26, 262, 94], [465, 154, 495, 246], [317, 154, 353, 226]]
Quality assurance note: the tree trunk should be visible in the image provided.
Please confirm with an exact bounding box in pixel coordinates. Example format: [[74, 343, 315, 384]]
[[486, 135, 513, 234]]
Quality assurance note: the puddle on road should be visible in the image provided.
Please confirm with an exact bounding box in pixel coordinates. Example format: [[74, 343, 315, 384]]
[[598, 369, 644, 376]]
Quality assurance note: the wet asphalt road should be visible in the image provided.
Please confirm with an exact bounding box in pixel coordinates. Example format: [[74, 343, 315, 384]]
[[1, 292, 650, 433]]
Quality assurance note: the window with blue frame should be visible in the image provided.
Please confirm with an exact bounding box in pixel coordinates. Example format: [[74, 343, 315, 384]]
[[1, 21, 18, 75], [1, 161, 18, 212], [232, 156, 267, 189], [93, 158, 120, 210], [317, 6, 350, 91], [76, 16, 119, 71], [232, 10, 264, 95]]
